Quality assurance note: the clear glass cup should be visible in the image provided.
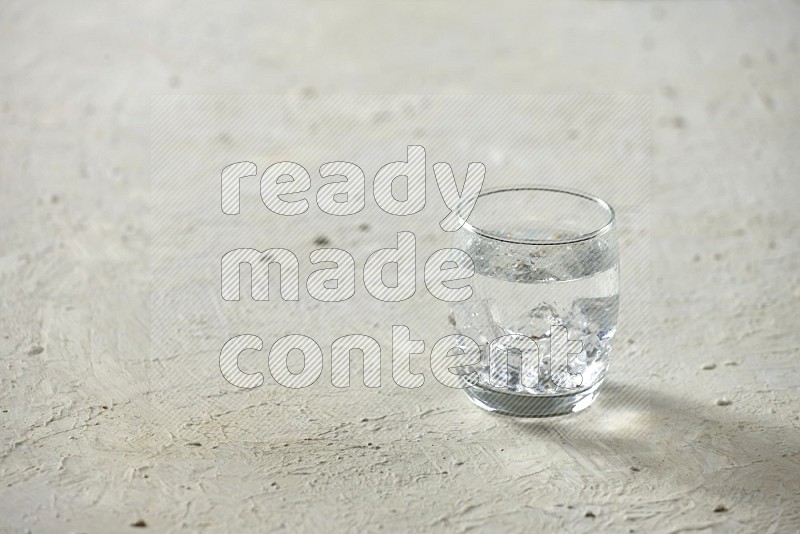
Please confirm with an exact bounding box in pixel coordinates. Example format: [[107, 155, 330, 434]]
[[450, 185, 618, 417]]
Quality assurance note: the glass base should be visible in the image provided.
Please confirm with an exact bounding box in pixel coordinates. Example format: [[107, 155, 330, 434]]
[[462, 379, 605, 418]]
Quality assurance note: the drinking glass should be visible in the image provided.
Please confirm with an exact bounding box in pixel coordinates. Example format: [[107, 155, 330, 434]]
[[450, 185, 618, 417]]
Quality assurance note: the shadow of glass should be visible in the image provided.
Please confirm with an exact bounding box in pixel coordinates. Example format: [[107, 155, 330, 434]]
[[501, 380, 799, 478]]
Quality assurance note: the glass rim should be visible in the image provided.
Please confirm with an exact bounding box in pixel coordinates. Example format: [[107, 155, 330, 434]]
[[457, 185, 616, 246]]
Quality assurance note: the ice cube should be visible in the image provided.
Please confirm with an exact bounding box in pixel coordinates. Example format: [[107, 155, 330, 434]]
[[569, 296, 619, 339], [507, 303, 561, 339], [564, 307, 589, 335], [552, 368, 584, 389], [451, 299, 504, 345], [576, 333, 611, 364]]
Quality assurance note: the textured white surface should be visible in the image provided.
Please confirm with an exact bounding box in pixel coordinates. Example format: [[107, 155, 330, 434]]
[[1, 1, 800, 532]]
